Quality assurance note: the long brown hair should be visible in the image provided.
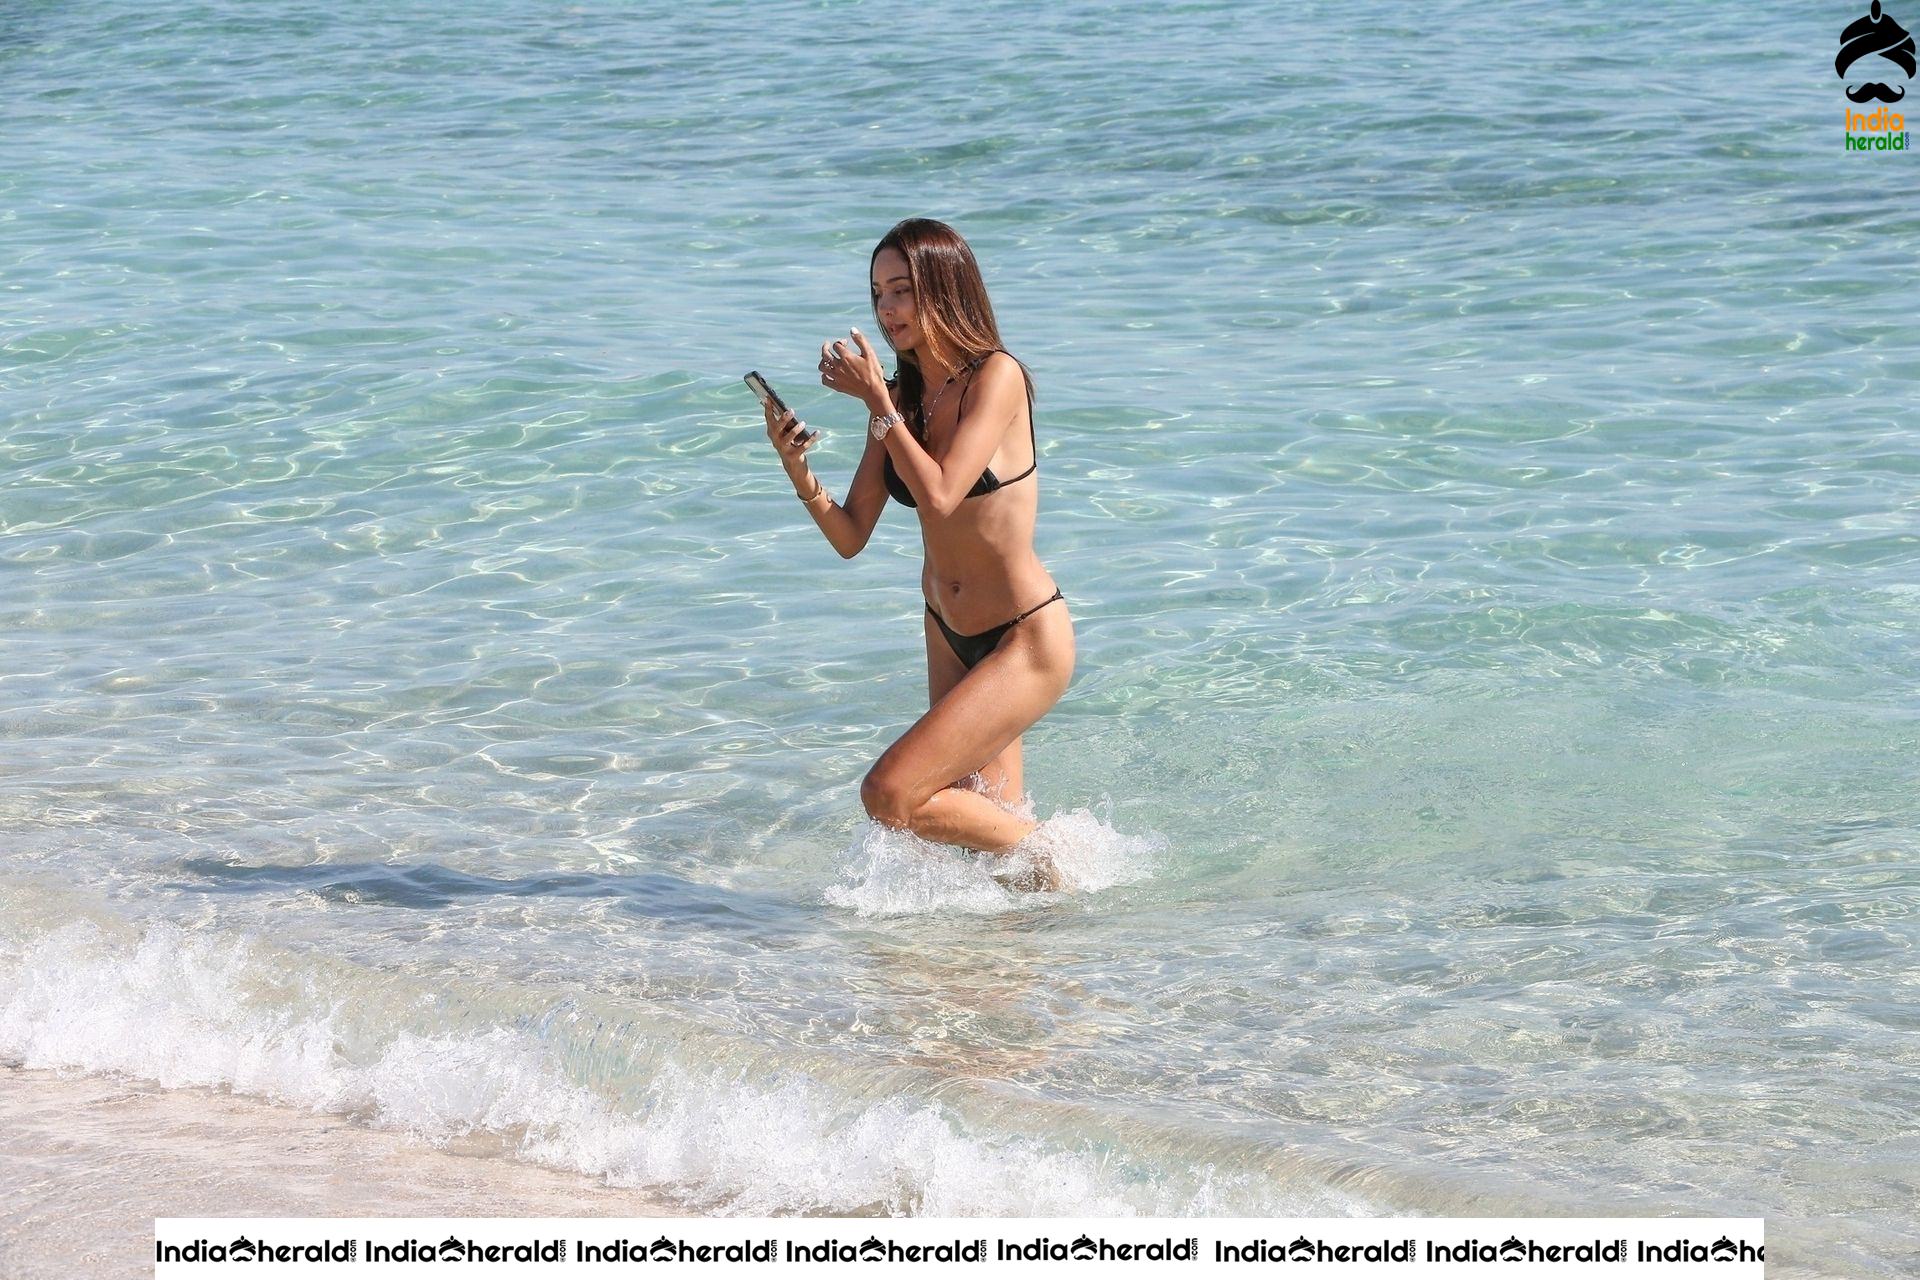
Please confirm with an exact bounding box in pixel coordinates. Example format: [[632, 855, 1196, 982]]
[[869, 218, 1034, 430]]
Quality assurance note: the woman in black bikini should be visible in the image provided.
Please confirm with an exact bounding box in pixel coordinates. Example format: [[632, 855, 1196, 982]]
[[760, 218, 1074, 885]]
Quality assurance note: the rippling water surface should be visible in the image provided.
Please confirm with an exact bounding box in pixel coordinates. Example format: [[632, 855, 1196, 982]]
[[3, 2, 1917, 1275]]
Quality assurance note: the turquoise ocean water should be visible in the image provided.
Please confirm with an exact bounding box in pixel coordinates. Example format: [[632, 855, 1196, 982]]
[[3, 1, 1916, 1272]]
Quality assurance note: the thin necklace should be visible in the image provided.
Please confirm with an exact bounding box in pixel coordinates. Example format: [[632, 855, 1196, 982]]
[[917, 353, 981, 431]]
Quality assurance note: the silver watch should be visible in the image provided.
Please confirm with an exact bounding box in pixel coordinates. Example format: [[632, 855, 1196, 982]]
[[869, 410, 905, 441]]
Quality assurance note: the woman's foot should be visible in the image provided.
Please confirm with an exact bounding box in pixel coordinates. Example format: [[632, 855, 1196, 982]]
[[990, 825, 1065, 893]]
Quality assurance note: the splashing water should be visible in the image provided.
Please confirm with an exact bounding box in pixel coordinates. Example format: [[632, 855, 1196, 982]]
[[822, 799, 1167, 917]]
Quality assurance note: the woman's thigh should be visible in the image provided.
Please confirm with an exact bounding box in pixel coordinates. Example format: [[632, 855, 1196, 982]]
[[883, 610, 1073, 810], [924, 611, 1020, 797], [926, 609, 967, 705]]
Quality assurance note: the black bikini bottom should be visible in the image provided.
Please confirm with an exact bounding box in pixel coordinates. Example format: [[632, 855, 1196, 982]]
[[926, 589, 1065, 671]]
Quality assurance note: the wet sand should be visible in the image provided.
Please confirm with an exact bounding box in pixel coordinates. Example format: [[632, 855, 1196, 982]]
[[0, 1064, 677, 1279]]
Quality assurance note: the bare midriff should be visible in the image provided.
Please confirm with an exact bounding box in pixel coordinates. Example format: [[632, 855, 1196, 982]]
[[914, 404, 1056, 632]]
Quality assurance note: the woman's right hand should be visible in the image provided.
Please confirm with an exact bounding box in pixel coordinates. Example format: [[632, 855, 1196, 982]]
[[762, 401, 817, 475]]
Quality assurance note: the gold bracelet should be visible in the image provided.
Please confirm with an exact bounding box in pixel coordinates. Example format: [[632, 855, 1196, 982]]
[[796, 478, 828, 506]]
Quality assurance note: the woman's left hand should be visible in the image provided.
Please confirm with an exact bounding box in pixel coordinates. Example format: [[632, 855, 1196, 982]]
[[818, 328, 889, 406]]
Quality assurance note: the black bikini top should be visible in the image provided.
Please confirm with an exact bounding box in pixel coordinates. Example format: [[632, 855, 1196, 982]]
[[882, 350, 1036, 509]]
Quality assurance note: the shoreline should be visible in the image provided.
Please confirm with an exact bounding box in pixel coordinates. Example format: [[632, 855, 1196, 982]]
[[0, 1063, 679, 1279]]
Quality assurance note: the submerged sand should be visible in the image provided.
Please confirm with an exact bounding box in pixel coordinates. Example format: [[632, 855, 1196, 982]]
[[0, 1064, 678, 1279]]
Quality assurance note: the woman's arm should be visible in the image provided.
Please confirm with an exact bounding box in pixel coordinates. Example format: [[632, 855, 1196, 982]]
[[875, 353, 1023, 517], [769, 404, 888, 559], [795, 422, 890, 559]]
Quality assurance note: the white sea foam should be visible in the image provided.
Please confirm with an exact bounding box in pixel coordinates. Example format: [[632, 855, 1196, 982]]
[[0, 914, 354, 1109], [0, 907, 1347, 1218], [822, 797, 1166, 917]]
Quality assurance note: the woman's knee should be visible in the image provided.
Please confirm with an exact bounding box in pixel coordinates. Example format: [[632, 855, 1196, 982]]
[[860, 765, 918, 828]]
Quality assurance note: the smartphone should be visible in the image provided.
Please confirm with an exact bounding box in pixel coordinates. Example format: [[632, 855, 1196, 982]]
[[743, 371, 817, 445]]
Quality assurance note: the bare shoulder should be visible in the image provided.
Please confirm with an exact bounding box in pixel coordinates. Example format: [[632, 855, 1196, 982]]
[[974, 350, 1029, 401], [979, 349, 1024, 378]]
